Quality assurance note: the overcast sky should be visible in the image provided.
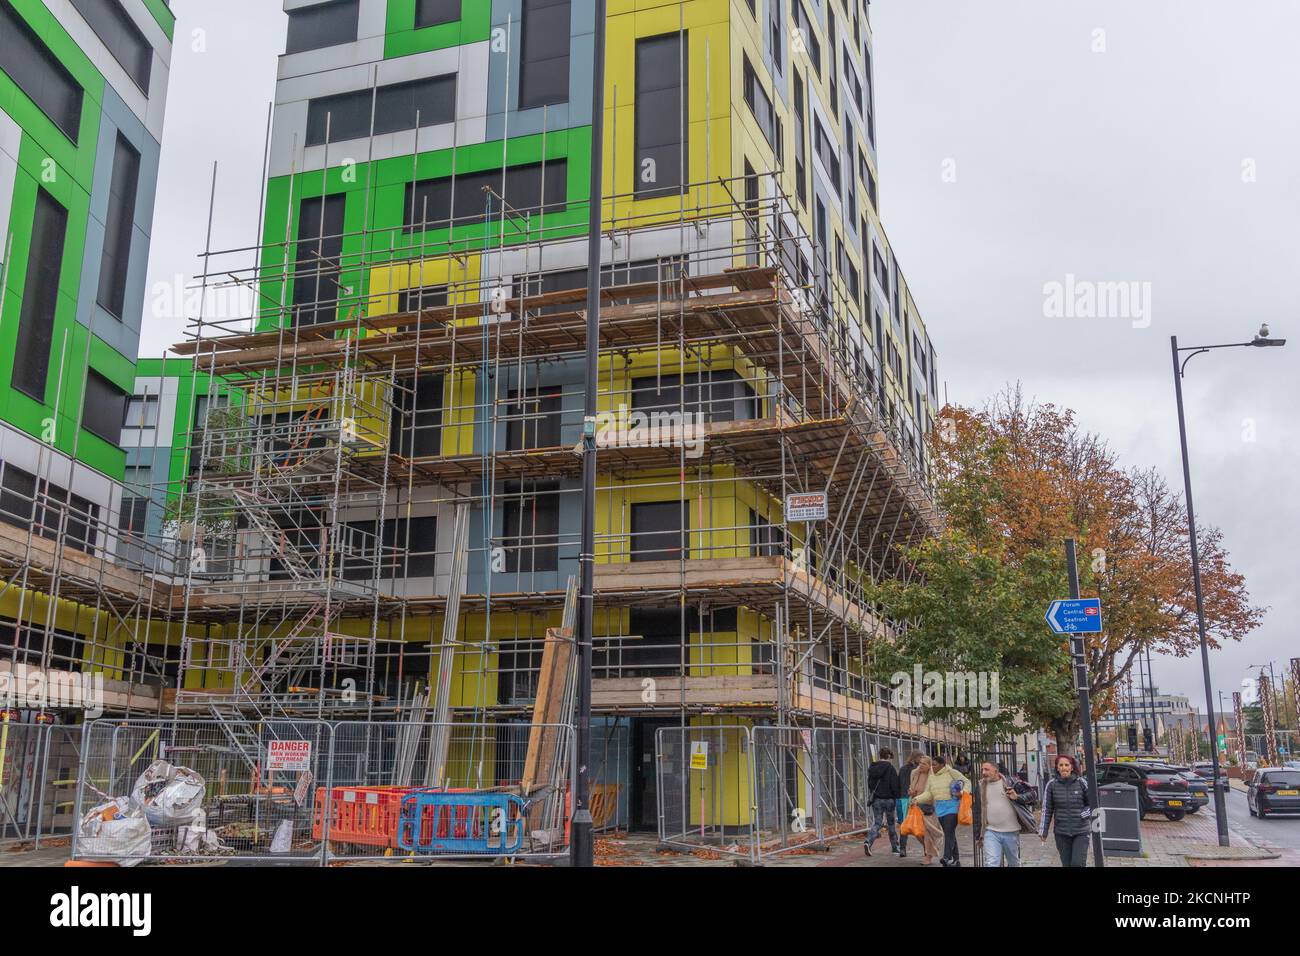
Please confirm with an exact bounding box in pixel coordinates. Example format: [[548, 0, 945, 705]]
[[142, 0, 1299, 714]]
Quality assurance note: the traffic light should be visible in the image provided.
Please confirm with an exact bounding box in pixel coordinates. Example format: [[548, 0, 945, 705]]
[[1127, 725, 1138, 751], [1143, 727, 1154, 752]]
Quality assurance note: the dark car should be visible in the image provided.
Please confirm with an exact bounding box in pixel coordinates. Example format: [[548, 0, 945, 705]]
[[1191, 761, 1231, 792], [1247, 768, 1300, 818], [1097, 762, 1191, 820], [1147, 763, 1211, 814]]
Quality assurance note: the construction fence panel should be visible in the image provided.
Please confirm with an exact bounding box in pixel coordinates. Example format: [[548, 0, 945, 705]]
[[72, 718, 332, 864], [590, 717, 631, 833], [656, 725, 756, 863], [751, 725, 870, 862], [323, 720, 573, 862], [0, 719, 81, 848]]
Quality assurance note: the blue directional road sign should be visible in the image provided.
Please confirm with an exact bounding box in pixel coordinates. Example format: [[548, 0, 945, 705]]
[[1045, 598, 1104, 635]]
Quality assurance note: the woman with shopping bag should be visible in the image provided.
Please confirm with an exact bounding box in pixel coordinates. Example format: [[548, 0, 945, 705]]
[[905, 755, 941, 865], [913, 754, 971, 867]]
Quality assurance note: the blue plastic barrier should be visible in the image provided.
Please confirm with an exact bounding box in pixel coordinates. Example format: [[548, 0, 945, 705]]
[[397, 790, 526, 855]]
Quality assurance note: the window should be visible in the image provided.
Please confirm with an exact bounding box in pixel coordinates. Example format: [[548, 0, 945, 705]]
[[0, 464, 98, 553], [631, 499, 689, 562], [306, 74, 457, 146], [122, 393, 159, 437], [498, 638, 542, 703], [519, 0, 570, 109], [0, 0, 84, 140], [415, 0, 460, 28], [610, 608, 683, 678], [864, 44, 875, 145], [404, 160, 567, 231], [844, 47, 863, 115], [826, 10, 838, 112], [750, 508, 783, 557], [82, 370, 128, 444], [71, 0, 152, 91], [792, 70, 808, 208], [286, 0, 359, 55], [397, 284, 448, 318], [392, 374, 444, 458], [292, 194, 346, 326], [383, 515, 438, 577], [631, 370, 758, 423], [742, 55, 776, 148], [97, 134, 141, 319], [813, 118, 840, 192], [793, 2, 820, 76], [503, 480, 559, 572], [769, 0, 782, 73], [506, 385, 562, 450], [12, 189, 68, 400], [872, 245, 889, 298], [634, 33, 687, 197]]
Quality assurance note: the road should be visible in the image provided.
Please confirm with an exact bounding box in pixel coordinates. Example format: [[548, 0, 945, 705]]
[[1214, 786, 1300, 849]]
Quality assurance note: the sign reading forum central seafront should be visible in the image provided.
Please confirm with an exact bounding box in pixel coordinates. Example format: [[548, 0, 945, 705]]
[[1044, 598, 1104, 635]]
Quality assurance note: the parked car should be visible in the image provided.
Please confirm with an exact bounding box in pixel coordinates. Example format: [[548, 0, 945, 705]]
[[1191, 761, 1232, 791], [1246, 768, 1300, 818], [1097, 762, 1192, 820], [1147, 763, 1211, 813]]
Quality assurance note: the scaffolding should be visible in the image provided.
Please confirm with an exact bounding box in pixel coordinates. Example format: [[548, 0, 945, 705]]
[[150, 161, 958, 760]]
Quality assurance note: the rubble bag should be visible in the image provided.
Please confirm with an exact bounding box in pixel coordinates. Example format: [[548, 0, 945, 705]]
[[78, 798, 151, 867], [900, 802, 926, 838], [131, 760, 206, 827], [958, 791, 973, 826]]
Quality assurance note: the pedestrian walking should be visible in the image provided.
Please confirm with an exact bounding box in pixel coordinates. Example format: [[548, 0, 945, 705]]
[[896, 751, 922, 859], [864, 747, 901, 856], [907, 755, 941, 865], [915, 754, 971, 867], [1039, 754, 1091, 867], [977, 761, 1034, 867]]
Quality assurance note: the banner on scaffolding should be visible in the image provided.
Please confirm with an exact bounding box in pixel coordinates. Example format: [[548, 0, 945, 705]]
[[267, 740, 312, 772], [785, 492, 828, 522]]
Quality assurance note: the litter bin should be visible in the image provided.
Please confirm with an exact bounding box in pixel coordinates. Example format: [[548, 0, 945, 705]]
[[1098, 782, 1142, 858]]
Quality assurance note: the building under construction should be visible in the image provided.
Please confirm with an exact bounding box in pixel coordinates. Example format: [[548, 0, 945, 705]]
[[7, 0, 978, 856]]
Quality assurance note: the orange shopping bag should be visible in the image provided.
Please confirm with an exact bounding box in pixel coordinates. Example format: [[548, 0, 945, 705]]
[[900, 802, 925, 838], [958, 791, 974, 826]]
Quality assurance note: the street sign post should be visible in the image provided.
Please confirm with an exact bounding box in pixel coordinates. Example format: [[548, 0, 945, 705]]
[[1045, 598, 1103, 634]]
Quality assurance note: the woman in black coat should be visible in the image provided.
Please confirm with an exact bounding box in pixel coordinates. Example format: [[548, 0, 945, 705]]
[[1038, 754, 1091, 866]]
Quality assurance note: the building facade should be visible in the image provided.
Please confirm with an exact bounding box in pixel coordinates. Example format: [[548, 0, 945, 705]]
[[0, 0, 174, 683]]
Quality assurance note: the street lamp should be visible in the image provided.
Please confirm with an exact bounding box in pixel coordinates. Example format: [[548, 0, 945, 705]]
[[1170, 325, 1286, 847]]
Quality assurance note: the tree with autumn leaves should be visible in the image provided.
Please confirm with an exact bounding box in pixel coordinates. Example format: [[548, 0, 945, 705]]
[[870, 387, 1263, 752]]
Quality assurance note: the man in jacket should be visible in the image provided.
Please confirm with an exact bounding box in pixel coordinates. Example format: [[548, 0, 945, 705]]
[[978, 762, 1032, 867], [1039, 754, 1091, 866], [914, 754, 971, 867], [864, 747, 901, 856]]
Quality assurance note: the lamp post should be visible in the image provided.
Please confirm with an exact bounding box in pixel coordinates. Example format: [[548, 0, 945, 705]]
[[1170, 325, 1286, 848]]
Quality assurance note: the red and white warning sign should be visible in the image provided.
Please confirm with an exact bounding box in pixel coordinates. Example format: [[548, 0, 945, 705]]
[[266, 739, 312, 772]]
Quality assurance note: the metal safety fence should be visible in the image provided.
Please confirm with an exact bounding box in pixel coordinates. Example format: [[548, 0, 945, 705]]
[[1, 718, 82, 848], [657, 724, 881, 865], [69, 718, 574, 865]]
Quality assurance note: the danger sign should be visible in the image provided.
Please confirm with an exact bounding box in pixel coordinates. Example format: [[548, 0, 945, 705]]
[[267, 740, 312, 772]]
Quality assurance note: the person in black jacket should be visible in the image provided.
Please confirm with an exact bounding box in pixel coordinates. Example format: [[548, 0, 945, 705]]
[[896, 751, 922, 858], [1039, 754, 1091, 866], [864, 747, 902, 856]]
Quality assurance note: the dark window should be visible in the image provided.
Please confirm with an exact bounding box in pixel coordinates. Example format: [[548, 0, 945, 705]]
[[415, 0, 461, 28], [122, 394, 159, 434], [71, 0, 152, 91], [742, 54, 776, 147], [503, 480, 559, 572], [82, 369, 127, 444], [404, 160, 567, 231], [631, 499, 689, 562], [844, 47, 863, 114], [119, 494, 149, 535], [498, 638, 542, 703], [12, 189, 68, 400], [506, 385, 562, 450], [519, 0, 570, 109], [306, 74, 456, 146], [0, 464, 36, 529], [769, 0, 782, 73], [750, 508, 782, 557], [392, 374, 444, 458], [381, 515, 438, 577], [631, 370, 758, 423], [612, 607, 683, 678], [0, 464, 97, 553], [96, 134, 141, 319], [814, 118, 840, 192], [292, 193, 346, 326], [792, 70, 807, 208], [635, 33, 687, 197], [0, 0, 84, 140], [286, 0, 360, 54], [793, 2, 820, 76], [397, 284, 448, 319], [827, 9, 838, 112]]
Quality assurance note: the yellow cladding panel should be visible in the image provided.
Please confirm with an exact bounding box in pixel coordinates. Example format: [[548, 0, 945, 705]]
[[603, 0, 733, 227], [367, 256, 480, 325]]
